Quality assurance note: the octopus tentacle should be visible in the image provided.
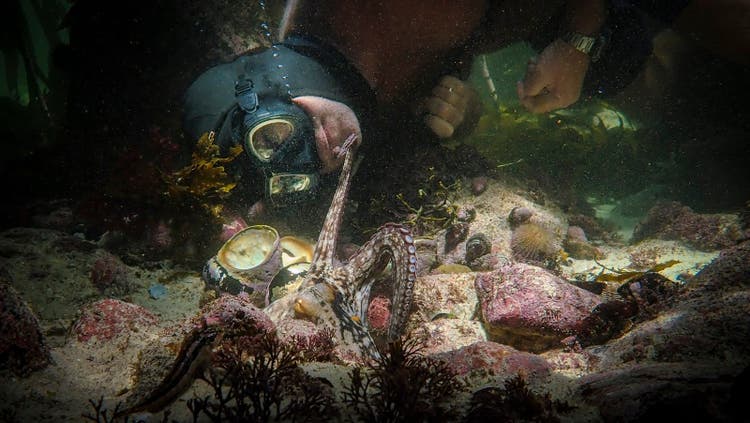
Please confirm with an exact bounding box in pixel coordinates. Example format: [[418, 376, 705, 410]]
[[344, 223, 417, 342], [309, 134, 359, 274]]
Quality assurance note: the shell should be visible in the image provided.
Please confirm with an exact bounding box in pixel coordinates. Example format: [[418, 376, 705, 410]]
[[202, 225, 282, 306], [279, 236, 314, 267], [465, 233, 491, 263], [508, 206, 533, 228]]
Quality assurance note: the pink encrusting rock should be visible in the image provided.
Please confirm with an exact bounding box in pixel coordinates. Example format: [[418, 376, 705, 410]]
[[632, 201, 743, 251], [72, 299, 159, 343], [433, 341, 551, 382], [475, 263, 604, 352], [194, 294, 275, 332], [366, 295, 391, 332]]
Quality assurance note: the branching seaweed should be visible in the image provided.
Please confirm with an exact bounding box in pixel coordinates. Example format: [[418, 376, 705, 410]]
[[188, 331, 337, 422], [465, 375, 571, 423], [390, 167, 461, 236], [82, 396, 171, 423], [342, 336, 463, 422]]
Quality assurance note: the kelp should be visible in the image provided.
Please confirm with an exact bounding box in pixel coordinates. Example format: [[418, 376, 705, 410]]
[[161, 132, 242, 217], [464, 99, 668, 203], [594, 259, 681, 283]]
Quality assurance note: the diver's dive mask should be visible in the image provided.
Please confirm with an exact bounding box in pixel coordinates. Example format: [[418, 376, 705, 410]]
[[183, 36, 374, 207], [233, 76, 321, 206]]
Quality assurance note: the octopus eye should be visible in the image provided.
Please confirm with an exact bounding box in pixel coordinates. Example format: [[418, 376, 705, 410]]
[[294, 296, 319, 322]]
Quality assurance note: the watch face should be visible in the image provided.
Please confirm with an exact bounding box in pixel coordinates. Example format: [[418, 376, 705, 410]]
[[564, 32, 596, 54]]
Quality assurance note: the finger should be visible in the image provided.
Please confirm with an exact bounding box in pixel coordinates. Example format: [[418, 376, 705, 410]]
[[424, 114, 455, 138], [424, 96, 464, 127], [437, 75, 469, 97], [520, 91, 559, 114], [431, 84, 467, 108], [519, 67, 547, 97]]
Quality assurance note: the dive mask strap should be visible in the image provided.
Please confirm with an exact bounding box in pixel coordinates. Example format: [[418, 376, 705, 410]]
[[235, 75, 259, 113]]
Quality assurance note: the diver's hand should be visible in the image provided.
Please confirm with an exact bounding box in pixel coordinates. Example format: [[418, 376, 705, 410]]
[[517, 39, 590, 113], [421, 75, 480, 139], [293, 96, 361, 173]]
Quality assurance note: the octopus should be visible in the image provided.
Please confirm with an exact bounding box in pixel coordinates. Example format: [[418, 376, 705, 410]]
[[118, 134, 417, 416], [264, 134, 417, 358]]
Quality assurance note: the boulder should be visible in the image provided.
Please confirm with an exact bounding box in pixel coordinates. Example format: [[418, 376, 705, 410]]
[[475, 263, 606, 352]]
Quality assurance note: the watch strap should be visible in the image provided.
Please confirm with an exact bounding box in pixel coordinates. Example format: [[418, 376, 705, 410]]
[[560, 31, 606, 62]]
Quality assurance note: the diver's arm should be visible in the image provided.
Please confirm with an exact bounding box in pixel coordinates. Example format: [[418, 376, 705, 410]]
[[518, 0, 606, 113]]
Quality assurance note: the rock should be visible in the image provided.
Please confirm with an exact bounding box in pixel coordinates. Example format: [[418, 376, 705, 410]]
[[196, 294, 275, 333], [444, 222, 470, 253], [411, 272, 478, 324], [508, 206, 533, 228], [686, 239, 750, 291], [0, 280, 52, 376], [632, 201, 743, 251], [412, 319, 486, 356], [475, 263, 606, 352], [366, 295, 391, 332], [578, 362, 741, 422], [593, 243, 750, 369], [563, 238, 604, 260], [90, 251, 133, 295], [470, 176, 489, 195], [72, 299, 159, 343], [434, 341, 551, 383]]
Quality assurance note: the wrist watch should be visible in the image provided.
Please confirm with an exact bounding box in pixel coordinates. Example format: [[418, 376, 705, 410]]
[[560, 31, 607, 62]]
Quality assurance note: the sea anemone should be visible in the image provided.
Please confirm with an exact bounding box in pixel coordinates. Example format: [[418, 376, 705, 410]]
[[510, 222, 561, 263]]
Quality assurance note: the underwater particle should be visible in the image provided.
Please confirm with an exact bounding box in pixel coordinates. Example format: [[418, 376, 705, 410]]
[[148, 283, 168, 300], [465, 233, 492, 263], [508, 206, 533, 228], [511, 222, 561, 263], [470, 176, 489, 195]]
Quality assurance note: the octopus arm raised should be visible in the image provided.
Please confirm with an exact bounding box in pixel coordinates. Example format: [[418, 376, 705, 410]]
[[344, 223, 417, 342]]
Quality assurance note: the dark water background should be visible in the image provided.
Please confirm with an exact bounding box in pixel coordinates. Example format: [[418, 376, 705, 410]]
[[1, 0, 748, 236]]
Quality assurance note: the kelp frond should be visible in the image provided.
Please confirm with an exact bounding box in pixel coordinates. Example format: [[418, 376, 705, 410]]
[[161, 132, 242, 217]]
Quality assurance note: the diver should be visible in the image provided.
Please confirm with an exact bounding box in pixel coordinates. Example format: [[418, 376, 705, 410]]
[[182, 0, 748, 216], [183, 0, 611, 215]]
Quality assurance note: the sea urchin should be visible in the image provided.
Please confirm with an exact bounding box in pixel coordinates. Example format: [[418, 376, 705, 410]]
[[510, 222, 561, 263]]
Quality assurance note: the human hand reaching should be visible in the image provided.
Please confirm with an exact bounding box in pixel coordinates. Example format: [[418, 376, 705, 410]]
[[517, 39, 590, 113], [421, 75, 481, 138]]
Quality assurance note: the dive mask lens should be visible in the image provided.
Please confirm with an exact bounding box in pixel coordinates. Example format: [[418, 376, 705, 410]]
[[246, 118, 295, 161], [267, 173, 320, 205]]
